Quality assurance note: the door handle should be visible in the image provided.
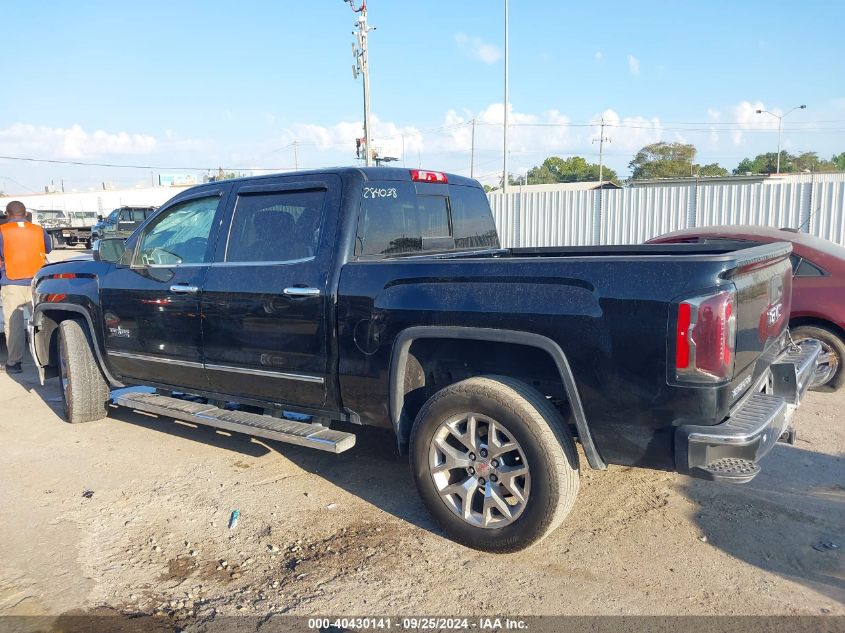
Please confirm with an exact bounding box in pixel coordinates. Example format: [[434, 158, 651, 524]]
[[283, 287, 320, 298], [170, 284, 199, 294]]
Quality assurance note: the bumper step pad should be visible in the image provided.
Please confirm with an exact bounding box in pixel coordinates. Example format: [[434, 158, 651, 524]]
[[113, 392, 355, 454], [691, 457, 761, 484]]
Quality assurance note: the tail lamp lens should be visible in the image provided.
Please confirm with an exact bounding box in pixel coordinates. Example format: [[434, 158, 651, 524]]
[[675, 289, 736, 383]]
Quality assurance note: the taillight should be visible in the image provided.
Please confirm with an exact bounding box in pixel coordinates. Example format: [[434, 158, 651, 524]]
[[410, 169, 448, 183], [675, 289, 736, 383]]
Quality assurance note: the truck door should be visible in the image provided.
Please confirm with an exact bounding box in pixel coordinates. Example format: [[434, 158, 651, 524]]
[[200, 175, 340, 409], [99, 188, 230, 389]]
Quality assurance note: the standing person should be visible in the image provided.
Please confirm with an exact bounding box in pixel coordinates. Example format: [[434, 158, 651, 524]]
[[0, 201, 51, 374]]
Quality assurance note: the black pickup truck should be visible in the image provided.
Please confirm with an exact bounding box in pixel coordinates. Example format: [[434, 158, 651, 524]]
[[28, 167, 820, 552]]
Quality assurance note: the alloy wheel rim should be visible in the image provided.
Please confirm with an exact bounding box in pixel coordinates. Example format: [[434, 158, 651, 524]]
[[428, 412, 530, 529]]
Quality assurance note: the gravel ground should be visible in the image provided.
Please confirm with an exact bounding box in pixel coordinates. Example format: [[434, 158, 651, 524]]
[[0, 249, 842, 627]]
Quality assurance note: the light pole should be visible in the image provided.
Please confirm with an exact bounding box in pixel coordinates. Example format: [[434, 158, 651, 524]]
[[755, 104, 806, 174], [502, 0, 509, 194]]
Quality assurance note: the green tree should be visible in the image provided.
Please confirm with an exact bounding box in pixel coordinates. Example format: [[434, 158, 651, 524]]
[[832, 152, 845, 170], [208, 167, 239, 182], [733, 157, 757, 175], [628, 142, 698, 179], [733, 151, 837, 175], [732, 152, 784, 174], [792, 152, 836, 172], [697, 163, 729, 177], [522, 156, 618, 184]]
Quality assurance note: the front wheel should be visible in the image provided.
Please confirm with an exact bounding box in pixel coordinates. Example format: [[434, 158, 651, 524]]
[[410, 375, 580, 552], [58, 319, 110, 423], [791, 325, 845, 392]]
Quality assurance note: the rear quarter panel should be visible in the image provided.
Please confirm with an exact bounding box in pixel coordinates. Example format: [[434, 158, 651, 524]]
[[337, 255, 741, 470]]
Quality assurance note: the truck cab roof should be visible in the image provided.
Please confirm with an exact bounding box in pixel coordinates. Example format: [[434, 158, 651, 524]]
[[201, 167, 481, 189]]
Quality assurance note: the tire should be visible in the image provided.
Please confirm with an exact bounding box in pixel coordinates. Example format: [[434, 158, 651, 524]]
[[57, 319, 110, 423], [791, 325, 845, 392], [410, 375, 580, 552]]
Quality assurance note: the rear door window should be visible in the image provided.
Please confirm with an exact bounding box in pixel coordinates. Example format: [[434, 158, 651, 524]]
[[225, 189, 325, 263]]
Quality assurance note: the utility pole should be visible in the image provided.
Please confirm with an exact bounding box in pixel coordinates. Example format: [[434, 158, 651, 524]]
[[592, 117, 611, 185], [502, 0, 509, 193], [349, 1, 373, 166], [293, 141, 299, 170], [592, 117, 611, 246], [470, 118, 476, 179]]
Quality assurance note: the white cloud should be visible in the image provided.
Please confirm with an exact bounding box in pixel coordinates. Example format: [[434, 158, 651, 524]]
[[241, 104, 668, 183], [0, 107, 672, 189], [627, 55, 640, 76], [592, 109, 663, 151], [706, 100, 778, 146], [454, 32, 502, 65], [594, 51, 603, 61], [0, 122, 157, 159]]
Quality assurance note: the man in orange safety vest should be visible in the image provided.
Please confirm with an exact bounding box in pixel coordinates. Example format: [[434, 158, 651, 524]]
[[0, 201, 52, 374]]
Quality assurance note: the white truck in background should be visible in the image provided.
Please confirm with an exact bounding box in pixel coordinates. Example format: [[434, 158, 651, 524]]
[[30, 209, 96, 249]]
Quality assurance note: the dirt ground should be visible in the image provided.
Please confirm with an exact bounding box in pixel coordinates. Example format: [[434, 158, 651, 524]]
[[0, 250, 842, 627]]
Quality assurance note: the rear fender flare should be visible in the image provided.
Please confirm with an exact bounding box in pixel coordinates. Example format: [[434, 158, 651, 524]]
[[388, 326, 606, 470]]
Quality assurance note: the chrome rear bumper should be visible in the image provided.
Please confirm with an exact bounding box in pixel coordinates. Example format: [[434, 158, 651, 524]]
[[675, 339, 821, 483]]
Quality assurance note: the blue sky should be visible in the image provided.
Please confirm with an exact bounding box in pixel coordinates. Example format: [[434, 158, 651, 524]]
[[1, 0, 844, 192]]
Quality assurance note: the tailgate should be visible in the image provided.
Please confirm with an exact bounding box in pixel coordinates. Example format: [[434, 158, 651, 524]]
[[724, 243, 792, 402]]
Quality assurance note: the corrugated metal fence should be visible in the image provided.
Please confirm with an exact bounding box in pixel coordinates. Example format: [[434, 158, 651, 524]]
[[488, 174, 845, 247]]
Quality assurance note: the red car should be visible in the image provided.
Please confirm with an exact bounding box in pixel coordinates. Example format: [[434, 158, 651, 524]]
[[647, 226, 845, 392]]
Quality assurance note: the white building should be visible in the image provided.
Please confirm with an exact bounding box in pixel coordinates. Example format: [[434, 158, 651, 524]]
[[0, 185, 195, 216]]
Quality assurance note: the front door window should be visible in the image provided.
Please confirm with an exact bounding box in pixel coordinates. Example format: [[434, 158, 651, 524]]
[[134, 197, 219, 266]]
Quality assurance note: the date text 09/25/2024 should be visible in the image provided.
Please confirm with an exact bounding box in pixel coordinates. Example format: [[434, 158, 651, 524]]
[[307, 617, 528, 630]]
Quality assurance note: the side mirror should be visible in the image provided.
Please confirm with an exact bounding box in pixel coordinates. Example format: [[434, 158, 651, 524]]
[[94, 237, 127, 263], [97, 215, 105, 222]]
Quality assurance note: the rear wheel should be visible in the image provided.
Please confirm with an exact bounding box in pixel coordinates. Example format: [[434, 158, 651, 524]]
[[410, 375, 579, 552], [791, 325, 845, 392], [58, 319, 110, 423]]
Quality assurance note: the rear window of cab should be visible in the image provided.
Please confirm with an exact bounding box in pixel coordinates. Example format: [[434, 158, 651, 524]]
[[355, 181, 499, 257]]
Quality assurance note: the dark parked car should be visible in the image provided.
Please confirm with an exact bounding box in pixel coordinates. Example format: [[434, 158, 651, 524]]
[[92, 206, 157, 242], [648, 225, 845, 392], [28, 169, 819, 551]]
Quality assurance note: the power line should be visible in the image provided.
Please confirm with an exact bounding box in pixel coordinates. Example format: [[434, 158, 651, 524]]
[[0, 176, 38, 193], [0, 155, 297, 171], [473, 119, 845, 132]]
